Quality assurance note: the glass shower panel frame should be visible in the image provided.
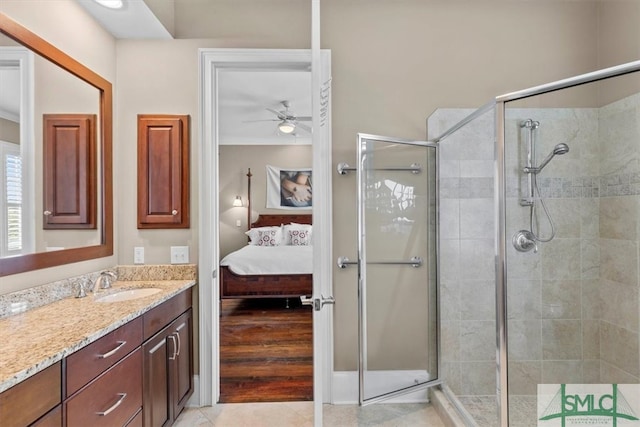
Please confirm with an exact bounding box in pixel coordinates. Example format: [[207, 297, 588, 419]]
[[356, 133, 440, 406], [496, 61, 640, 426]]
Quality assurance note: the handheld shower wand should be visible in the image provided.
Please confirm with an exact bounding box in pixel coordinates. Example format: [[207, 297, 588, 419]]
[[523, 143, 570, 174]]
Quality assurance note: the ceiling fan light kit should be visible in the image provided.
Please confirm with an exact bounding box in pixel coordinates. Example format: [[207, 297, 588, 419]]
[[278, 120, 296, 134]]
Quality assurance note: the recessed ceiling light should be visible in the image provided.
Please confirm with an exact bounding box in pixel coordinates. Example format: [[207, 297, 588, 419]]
[[94, 0, 124, 9]]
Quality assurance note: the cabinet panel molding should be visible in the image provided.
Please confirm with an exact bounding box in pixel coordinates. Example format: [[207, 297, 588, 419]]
[[43, 114, 97, 229], [137, 115, 190, 229]]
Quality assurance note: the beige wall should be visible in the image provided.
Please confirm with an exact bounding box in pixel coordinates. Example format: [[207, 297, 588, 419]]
[[0, 118, 19, 143], [0, 0, 116, 294]]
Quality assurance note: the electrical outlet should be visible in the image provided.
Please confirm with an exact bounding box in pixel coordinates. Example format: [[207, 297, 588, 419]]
[[171, 246, 189, 264], [134, 247, 144, 264]]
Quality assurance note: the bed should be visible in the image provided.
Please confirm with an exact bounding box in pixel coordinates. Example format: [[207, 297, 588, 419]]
[[219, 214, 313, 299]]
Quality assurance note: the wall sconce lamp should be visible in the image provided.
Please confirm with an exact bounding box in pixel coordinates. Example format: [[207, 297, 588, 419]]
[[232, 195, 243, 207], [278, 120, 296, 134]]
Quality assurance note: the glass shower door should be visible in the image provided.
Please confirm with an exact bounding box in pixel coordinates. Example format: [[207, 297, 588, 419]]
[[355, 133, 439, 405]]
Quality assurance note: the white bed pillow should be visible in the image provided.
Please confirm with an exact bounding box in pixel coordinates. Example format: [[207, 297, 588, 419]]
[[245, 226, 283, 246], [283, 223, 312, 246]]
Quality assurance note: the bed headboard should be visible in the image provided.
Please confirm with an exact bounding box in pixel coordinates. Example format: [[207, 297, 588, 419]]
[[252, 214, 312, 228]]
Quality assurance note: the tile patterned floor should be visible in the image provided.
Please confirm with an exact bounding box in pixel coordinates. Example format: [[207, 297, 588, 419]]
[[457, 395, 538, 427], [174, 402, 446, 426]]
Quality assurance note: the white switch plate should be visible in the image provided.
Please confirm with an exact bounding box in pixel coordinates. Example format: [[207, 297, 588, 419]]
[[134, 247, 144, 264], [171, 246, 189, 264], [236, 219, 241, 227]]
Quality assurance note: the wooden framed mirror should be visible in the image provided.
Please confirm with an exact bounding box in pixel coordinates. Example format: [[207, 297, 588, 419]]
[[0, 12, 113, 276]]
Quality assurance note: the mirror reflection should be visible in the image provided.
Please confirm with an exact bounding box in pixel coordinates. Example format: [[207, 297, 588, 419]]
[[0, 13, 113, 276], [0, 33, 101, 259]]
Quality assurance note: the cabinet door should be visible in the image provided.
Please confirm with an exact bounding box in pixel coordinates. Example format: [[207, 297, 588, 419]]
[[170, 310, 193, 419], [142, 327, 172, 427], [43, 114, 96, 229], [137, 115, 189, 229]]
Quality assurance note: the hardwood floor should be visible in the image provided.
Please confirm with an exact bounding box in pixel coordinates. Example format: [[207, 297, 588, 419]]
[[219, 298, 313, 403]]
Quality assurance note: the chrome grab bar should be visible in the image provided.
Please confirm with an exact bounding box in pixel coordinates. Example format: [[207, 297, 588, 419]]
[[336, 162, 422, 175], [337, 256, 423, 269]]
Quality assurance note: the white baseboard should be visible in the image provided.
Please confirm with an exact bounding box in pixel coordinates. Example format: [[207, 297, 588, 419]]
[[331, 371, 431, 404], [186, 375, 200, 407]]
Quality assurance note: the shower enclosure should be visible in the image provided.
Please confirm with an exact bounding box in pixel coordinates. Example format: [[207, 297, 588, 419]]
[[429, 61, 640, 426]]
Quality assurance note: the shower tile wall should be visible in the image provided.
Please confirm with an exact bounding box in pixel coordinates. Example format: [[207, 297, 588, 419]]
[[429, 91, 640, 401], [429, 108, 497, 397]]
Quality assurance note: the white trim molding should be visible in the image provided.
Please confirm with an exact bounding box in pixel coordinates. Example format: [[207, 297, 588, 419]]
[[198, 48, 332, 410]]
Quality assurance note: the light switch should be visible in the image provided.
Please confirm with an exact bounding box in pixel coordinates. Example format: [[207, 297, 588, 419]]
[[171, 246, 189, 264], [134, 247, 144, 264], [236, 219, 241, 227]]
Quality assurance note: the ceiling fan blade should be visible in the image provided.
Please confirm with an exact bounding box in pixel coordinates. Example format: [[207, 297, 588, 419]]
[[242, 119, 279, 123], [266, 108, 285, 120], [295, 116, 312, 121], [296, 123, 312, 133]]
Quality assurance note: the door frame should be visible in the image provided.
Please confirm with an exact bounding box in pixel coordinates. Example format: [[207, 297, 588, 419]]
[[198, 48, 333, 408]]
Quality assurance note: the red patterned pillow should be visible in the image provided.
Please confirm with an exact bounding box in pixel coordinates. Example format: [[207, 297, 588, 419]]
[[255, 229, 281, 246], [287, 228, 312, 246]]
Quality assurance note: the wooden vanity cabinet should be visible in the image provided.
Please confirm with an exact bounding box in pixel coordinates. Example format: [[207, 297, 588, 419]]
[[0, 362, 61, 427], [4, 288, 193, 427], [142, 291, 193, 427]]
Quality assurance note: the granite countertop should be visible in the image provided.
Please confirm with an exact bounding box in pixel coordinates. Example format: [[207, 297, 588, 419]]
[[0, 279, 195, 394]]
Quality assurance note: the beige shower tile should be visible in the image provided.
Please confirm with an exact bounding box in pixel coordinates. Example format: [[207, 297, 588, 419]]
[[542, 319, 582, 360], [582, 319, 600, 360], [600, 279, 639, 332], [600, 196, 638, 240], [600, 321, 640, 377], [460, 199, 494, 239], [600, 238, 638, 287], [508, 279, 541, 320], [581, 279, 602, 320], [459, 361, 496, 396], [600, 360, 640, 384], [508, 361, 542, 395], [580, 239, 600, 280], [583, 360, 601, 384], [545, 199, 581, 238], [542, 360, 584, 384], [508, 320, 542, 361], [540, 239, 581, 281], [541, 280, 581, 319], [460, 280, 495, 321], [460, 320, 495, 361], [580, 198, 600, 239]]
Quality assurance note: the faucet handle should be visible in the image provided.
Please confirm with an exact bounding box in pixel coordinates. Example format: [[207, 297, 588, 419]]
[[98, 270, 117, 289], [76, 278, 89, 298]]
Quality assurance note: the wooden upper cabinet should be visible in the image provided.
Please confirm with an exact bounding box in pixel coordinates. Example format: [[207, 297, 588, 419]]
[[137, 115, 190, 229], [43, 114, 97, 229]]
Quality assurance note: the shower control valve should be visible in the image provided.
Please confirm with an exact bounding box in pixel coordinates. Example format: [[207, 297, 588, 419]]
[[512, 230, 538, 253]]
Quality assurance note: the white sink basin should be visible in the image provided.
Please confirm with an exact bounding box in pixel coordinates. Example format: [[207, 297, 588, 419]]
[[95, 288, 162, 303]]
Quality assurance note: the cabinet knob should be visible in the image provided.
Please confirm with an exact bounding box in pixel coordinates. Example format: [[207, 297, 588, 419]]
[[172, 210, 178, 216], [44, 210, 51, 216]]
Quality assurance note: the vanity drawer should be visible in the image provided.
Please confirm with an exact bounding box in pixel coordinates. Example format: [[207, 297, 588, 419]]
[[0, 361, 61, 427], [66, 316, 143, 397], [143, 288, 191, 340], [65, 348, 142, 427]]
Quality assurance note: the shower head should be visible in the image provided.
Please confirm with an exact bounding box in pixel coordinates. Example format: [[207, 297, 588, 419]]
[[525, 143, 570, 174], [553, 143, 570, 156]]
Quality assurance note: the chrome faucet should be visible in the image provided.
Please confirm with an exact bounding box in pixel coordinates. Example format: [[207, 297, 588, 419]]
[[92, 270, 117, 293]]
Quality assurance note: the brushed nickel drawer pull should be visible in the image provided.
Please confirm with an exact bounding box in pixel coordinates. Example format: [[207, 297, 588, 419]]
[[175, 332, 181, 357], [168, 335, 177, 360], [96, 393, 127, 416], [98, 341, 127, 359], [44, 210, 51, 216]]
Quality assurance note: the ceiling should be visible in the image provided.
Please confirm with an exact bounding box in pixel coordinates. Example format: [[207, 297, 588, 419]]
[[74, 0, 311, 146], [218, 70, 312, 145]]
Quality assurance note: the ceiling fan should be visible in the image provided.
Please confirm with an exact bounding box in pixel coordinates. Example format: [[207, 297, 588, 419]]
[[247, 100, 312, 135]]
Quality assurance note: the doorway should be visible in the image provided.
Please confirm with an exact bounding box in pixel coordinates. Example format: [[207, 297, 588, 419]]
[[198, 49, 333, 413]]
